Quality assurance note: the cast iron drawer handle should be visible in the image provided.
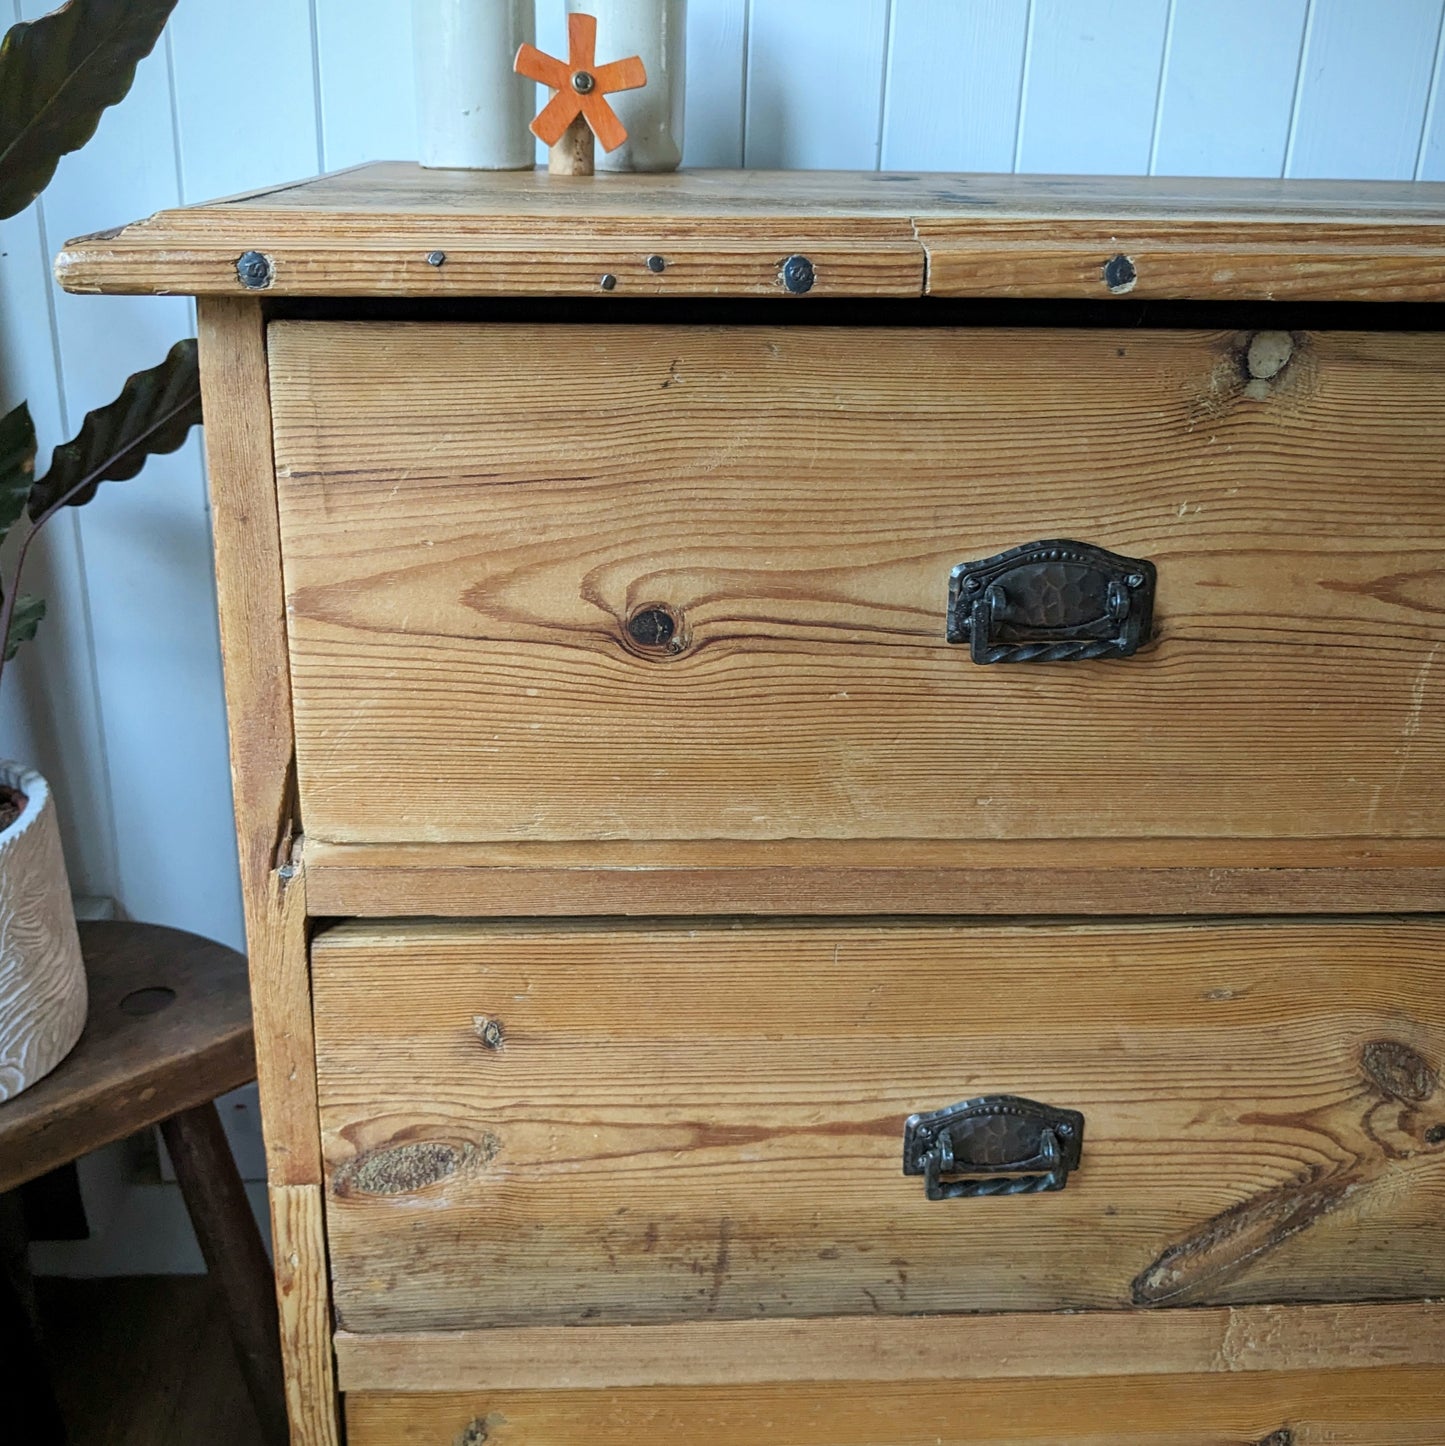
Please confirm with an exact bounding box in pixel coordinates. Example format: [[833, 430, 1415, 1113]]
[[902, 1095, 1085, 1199], [948, 538, 1155, 663]]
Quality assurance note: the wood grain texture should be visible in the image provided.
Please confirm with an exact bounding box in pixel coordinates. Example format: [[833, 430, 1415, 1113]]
[[199, 301, 336, 1446], [917, 221, 1445, 301], [198, 298, 320, 1187], [0, 921, 254, 1195], [269, 1183, 340, 1446], [333, 1301, 1445, 1391], [344, 1365, 1445, 1445], [312, 918, 1445, 1332], [271, 322, 1445, 852], [53, 163, 1445, 301], [301, 837, 1445, 918]]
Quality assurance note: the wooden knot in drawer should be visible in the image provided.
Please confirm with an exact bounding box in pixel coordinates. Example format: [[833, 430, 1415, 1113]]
[[332, 1134, 499, 1198], [624, 602, 688, 658]]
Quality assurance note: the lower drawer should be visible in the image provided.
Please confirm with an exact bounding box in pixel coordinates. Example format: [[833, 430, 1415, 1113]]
[[312, 917, 1445, 1333], [344, 1367, 1445, 1445]]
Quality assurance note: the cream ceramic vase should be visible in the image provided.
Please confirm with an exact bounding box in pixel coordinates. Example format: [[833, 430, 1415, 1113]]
[[414, 0, 535, 170], [567, 0, 686, 171], [0, 763, 86, 1101]]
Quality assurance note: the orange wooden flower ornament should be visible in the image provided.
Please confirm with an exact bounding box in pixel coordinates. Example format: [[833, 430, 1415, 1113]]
[[514, 13, 647, 176]]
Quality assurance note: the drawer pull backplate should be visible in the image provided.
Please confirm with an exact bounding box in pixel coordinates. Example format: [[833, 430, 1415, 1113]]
[[948, 538, 1155, 663], [903, 1095, 1085, 1198]]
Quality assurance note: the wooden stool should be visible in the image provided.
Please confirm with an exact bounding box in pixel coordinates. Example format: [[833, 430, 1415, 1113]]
[[0, 920, 286, 1444]]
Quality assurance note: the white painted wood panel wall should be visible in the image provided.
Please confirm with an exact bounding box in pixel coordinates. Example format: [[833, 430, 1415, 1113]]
[[1, 0, 1444, 1263]]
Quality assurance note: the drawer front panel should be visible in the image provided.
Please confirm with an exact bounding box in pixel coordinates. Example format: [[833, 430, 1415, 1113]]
[[271, 322, 1445, 849], [344, 1368, 1445, 1446], [312, 918, 1445, 1332]]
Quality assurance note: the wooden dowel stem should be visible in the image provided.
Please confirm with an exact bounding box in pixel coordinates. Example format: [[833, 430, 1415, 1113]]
[[549, 115, 595, 176]]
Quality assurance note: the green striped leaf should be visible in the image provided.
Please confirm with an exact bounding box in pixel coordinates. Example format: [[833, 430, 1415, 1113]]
[[0, 0, 180, 220], [0, 401, 36, 549], [29, 337, 201, 519], [3, 594, 45, 662]]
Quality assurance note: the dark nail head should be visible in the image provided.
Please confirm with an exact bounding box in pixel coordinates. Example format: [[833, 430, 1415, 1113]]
[[236, 250, 273, 289], [1103, 253, 1137, 292], [780, 253, 815, 294]]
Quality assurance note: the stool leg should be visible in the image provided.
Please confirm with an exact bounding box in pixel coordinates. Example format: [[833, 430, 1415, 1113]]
[[160, 1103, 289, 1445]]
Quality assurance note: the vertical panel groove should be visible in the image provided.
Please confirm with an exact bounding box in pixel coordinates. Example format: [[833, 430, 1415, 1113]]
[[29, 201, 70, 438], [1413, 3, 1445, 179], [738, 0, 752, 160], [163, 30, 187, 205], [308, 0, 327, 173], [1011, 0, 1035, 172], [1146, 0, 1177, 174], [743, 1, 891, 168], [1281, 0, 1316, 176], [874, 0, 896, 170]]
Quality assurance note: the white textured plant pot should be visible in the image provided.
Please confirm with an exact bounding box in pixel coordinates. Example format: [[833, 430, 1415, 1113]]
[[568, 0, 686, 171], [0, 763, 86, 1102], [414, 0, 535, 169]]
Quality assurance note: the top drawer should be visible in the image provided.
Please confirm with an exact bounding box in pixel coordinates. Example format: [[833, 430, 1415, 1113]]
[[270, 321, 1445, 848]]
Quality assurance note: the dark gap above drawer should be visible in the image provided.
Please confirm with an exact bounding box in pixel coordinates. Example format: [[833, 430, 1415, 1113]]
[[263, 296, 1445, 331]]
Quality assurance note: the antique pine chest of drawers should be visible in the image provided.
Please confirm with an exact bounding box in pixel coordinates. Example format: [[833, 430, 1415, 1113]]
[[59, 167, 1445, 1444]]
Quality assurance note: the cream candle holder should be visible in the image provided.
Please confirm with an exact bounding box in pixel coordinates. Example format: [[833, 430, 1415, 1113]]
[[414, 0, 535, 170]]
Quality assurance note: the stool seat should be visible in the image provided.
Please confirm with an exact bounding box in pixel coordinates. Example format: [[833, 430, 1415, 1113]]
[[0, 921, 254, 1195]]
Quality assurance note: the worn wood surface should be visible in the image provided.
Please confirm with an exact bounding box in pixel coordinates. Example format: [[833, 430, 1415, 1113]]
[[198, 299, 338, 1446], [270, 1183, 339, 1446], [344, 1365, 1445, 1445], [54, 164, 1445, 301], [333, 1301, 1445, 1392], [198, 298, 319, 1187], [272, 322, 1445, 853], [0, 921, 253, 1196], [301, 836, 1445, 918], [313, 917, 1445, 1332]]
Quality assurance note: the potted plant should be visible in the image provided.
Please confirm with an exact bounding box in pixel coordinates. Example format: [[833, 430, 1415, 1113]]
[[0, 0, 202, 1099]]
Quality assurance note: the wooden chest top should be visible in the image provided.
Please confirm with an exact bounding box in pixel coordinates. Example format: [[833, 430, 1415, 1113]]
[[54, 162, 1445, 301]]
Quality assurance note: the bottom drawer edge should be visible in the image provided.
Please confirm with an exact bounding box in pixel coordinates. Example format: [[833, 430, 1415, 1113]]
[[345, 1366, 1445, 1446], [333, 1301, 1445, 1393]]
